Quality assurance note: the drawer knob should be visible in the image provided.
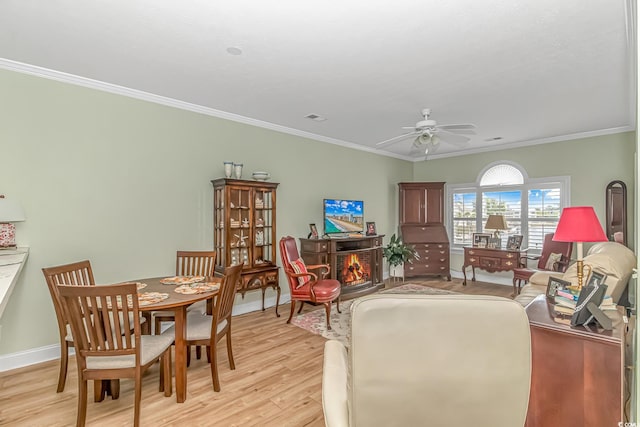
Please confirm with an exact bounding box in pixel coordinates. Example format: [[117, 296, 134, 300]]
[[409, 266, 414, 270], [506, 261, 513, 266], [469, 250, 475, 255], [440, 251, 445, 254], [506, 253, 514, 258], [440, 258, 445, 262], [470, 257, 476, 262], [322, 245, 326, 249], [440, 266, 445, 270], [438, 244, 443, 248]]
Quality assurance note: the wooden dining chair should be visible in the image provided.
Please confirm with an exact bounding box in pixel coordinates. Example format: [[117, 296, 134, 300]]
[[58, 282, 173, 427], [153, 251, 217, 363], [153, 250, 217, 333], [42, 261, 96, 393], [165, 262, 243, 391]]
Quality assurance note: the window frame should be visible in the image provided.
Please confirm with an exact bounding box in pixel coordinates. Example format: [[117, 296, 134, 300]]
[[446, 162, 570, 253]]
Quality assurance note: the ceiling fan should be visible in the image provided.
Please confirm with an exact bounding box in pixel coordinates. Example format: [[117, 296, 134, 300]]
[[377, 108, 476, 156]]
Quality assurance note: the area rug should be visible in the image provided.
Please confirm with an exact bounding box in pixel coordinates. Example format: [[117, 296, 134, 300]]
[[290, 284, 458, 347]]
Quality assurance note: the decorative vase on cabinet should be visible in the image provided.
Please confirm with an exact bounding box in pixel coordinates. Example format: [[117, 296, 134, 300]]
[[212, 178, 280, 316]]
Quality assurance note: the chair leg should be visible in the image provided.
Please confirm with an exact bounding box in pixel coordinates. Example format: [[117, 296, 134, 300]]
[[57, 341, 69, 393], [162, 350, 172, 397], [154, 318, 162, 335], [286, 300, 297, 324], [226, 328, 235, 370], [210, 341, 221, 392], [94, 380, 105, 402], [77, 378, 88, 427], [297, 301, 305, 313], [324, 302, 332, 331], [335, 297, 341, 313], [110, 379, 120, 400], [206, 345, 211, 364], [186, 347, 191, 368], [196, 345, 202, 360], [134, 373, 142, 427]]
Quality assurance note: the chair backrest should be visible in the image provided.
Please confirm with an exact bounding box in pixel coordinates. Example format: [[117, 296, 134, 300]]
[[347, 294, 531, 427], [279, 236, 302, 291], [42, 260, 96, 334], [536, 233, 573, 271], [57, 282, 141, 366], [176, 251, 217, 276], [213, 263, 244, 331]]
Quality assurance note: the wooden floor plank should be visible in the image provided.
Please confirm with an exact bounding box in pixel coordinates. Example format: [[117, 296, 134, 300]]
[[0, 278, 512, 426]]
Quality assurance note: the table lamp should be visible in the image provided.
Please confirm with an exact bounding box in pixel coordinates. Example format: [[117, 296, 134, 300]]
[[485, 214, 508, 247], [0, 195, 26, 249], [553, 206, 607, 289]]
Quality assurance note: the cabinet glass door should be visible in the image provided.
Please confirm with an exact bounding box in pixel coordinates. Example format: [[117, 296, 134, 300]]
[[229, 187, 251, 267], [253, 188, 274, 267]]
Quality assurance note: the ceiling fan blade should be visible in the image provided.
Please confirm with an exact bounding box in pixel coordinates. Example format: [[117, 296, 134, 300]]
[[436, 123, 476, 131], [436, 130, 470, 145], [376, 131, 419, 146]]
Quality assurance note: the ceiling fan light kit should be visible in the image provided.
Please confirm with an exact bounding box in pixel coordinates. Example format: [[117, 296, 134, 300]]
[[377, 108, 476, 158]]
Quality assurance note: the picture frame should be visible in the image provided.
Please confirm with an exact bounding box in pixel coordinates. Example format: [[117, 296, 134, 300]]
[[308, 223, 319, 239], [472, 233, 491, 248], [586, 270, 607, 287], [507, 235, 523, 250], [546, 276, 571, 299], [366, 221, 377, 236], [570, 284, 608, 327]]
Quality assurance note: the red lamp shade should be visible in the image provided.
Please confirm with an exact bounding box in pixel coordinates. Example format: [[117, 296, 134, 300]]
[[553, 206, 607, 242]]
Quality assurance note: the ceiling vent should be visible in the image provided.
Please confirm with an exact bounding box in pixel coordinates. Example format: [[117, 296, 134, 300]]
[[304, 114, 327, 122]]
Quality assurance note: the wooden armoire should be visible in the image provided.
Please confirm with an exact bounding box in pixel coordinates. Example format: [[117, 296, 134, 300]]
[[398, 182, 451, 280]]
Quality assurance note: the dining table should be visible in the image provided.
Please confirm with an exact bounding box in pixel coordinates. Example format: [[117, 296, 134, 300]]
[[134, 275, 221, 403]]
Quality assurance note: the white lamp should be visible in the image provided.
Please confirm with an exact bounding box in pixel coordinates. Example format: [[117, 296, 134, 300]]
[[0, 195, 26, 249]]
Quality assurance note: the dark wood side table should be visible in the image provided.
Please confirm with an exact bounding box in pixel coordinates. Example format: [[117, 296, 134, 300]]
[[461, 246, 520, 289], [524, 295, 626, 427]]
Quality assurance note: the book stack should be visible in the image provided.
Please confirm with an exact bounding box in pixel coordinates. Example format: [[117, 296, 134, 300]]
[[554, 289, 579, 316], [599, 295, 616, 311]]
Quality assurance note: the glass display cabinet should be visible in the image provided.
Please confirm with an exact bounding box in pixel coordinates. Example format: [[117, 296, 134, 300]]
[[212, 178, 280, 315]]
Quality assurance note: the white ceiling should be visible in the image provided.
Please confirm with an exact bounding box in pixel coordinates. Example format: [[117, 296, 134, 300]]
[[0, 0, 635, 161]]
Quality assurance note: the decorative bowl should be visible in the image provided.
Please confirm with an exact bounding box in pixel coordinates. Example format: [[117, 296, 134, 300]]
[[252, 171, 270, 181]]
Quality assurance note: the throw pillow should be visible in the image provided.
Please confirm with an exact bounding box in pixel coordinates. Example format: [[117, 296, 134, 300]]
[[291, 258, 310, 287], [545, 252, 563, 271]]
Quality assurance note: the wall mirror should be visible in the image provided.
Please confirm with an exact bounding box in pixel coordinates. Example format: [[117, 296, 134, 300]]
[[605, 180, 627, 245]]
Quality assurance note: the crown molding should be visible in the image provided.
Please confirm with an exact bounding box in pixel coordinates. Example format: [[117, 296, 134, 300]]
[[0, 59, 414, 162]]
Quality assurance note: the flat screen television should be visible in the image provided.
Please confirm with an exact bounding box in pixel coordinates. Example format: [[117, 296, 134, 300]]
[[323, 199, 364, 234]]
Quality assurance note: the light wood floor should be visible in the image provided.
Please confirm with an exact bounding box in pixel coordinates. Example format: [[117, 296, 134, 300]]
[[0, 278, 512, 426]]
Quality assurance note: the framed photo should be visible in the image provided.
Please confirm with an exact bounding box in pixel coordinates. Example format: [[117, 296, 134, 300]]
[[587, 270, 607, 287], [366, 222, 377, 236], [571, 284, 608, 327], [472, 233, 491, 248], [546, 277, 571, 299], [308, 223, 319, 239], [507, 235, 523, 250]]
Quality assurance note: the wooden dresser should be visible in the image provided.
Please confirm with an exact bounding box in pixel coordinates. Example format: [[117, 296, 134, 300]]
[[524, 295, 626, 427], [398, 182, 450, 280], [462, 246, 519, 285]]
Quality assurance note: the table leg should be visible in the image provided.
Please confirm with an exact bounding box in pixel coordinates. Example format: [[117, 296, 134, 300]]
[[174, 306, 188, 403], [275, 285, 281, 317], [462, 264, 468, 286]]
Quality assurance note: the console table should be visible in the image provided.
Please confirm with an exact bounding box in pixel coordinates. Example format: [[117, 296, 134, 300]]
[[299, 235, 384, 298], [462, 246, 520, 288], [525, 295, 625, 427]]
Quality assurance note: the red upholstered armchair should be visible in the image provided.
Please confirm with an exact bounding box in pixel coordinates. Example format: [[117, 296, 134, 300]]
[[279, 236, 341, 330], [512, 233, 573, 294]]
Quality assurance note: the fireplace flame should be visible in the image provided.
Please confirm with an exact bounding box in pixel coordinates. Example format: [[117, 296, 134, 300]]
[[341, 253, 370, 286]]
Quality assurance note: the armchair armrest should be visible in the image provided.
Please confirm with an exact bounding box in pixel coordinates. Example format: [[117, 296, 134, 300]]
[[554, 257, 572, 272], [322, 340, 349, 427], [518, 248, 541, 267], [306, 263, 331, 278]]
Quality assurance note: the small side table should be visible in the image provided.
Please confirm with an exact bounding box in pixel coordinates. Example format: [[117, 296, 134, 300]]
[[461, 246, 520, 290], [524, 295, 626, 427]]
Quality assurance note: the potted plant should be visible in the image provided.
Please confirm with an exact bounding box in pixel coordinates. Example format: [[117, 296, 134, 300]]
[[383, 234, 419, 279]]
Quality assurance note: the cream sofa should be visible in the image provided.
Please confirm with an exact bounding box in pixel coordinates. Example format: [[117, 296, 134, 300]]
[[322, 294, 531, 427], [515, 241, 636, 307]]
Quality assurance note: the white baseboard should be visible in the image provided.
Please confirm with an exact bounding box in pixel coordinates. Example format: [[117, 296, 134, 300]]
[[0, 295, 290, 373]]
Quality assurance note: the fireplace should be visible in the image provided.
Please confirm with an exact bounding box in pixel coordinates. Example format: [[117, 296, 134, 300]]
[[337, 252, 371, 287]]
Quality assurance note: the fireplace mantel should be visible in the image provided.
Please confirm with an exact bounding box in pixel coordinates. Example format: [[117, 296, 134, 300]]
[[299, 235, 385, 298]]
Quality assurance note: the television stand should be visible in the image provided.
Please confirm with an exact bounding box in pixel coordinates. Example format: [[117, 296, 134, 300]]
[[299, 235, 385, 299]]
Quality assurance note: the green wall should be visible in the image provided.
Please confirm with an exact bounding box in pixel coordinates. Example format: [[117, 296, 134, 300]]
[[413, 133, 636, 276], [0, 69, 412, 355]]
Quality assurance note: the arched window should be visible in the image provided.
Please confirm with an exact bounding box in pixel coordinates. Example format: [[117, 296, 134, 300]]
[[448, 162, 569, 250]]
